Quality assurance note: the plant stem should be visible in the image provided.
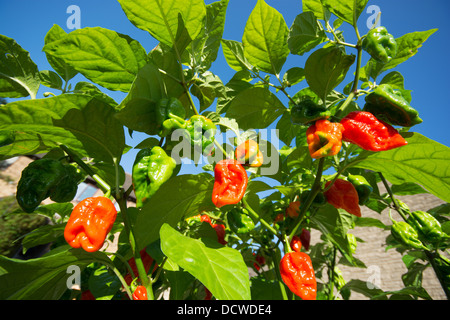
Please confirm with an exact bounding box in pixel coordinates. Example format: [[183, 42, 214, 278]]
[[242, 197, 279, 238], [328, 246, 337, 300], [270, 249, 289, 300], [378, 172, 409, 221]]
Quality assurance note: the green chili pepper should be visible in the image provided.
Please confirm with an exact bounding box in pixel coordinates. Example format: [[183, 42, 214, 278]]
[[347, 174, 373, 205], [300, 190, 327, 207], [362, 26, 397, 63], [228, 208, 255, 234], [16, 159, 81, 213], [155, 97, 187, 137], [408, 211, 449, 243], [132, 146, 177, 208], [291, 100, 331, 125], [391, 220, 427, 250], [184, 115, 217, 154], [364, 84, 422, 127]]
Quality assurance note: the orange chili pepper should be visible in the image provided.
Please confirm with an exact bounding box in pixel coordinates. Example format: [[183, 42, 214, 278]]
[[324, 179, 361, 217], [306, 119, 344, 159], [280, 251, 317, 300]]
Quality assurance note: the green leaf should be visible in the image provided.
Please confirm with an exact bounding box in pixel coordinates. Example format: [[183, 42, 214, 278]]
[[0, 94, 125, 163], [160, 223, 251, 300], [0, 248, 112, 299], [44, 25, 78, 82], [216, 70, 253, 114], [221, 39, 253, 72], [133, 173, 215, 249], [226, 87, 286, 130], [242, 0, 290, 74], [43, 27, 148, 92], [304, 46, 355, 103], [190, 71, 225, 111], [88, 265, 122, 300], [118, 0, 206, 47], [302, 0, 327, 20], [282, 67, 305, 87], [360, 29, 437, 81], [391, 182, 429, 196], [0, 34, 40, 99], [288, 12, 327, 56], [39, 70, 63, 90], [350, 133, 450, 203], [321, 0, 369, 27]]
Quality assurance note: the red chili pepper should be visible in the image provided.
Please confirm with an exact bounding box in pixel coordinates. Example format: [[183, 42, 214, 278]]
[[306, 119, 344, 159], [324, 179, 361, 217], [286, 201, 301, 218], [253, 253, 266, 271], [340, 111, 407, 151], [132, 285, 148, 300], [280, 252, 317, 300], [124, 249, 158, 285], [290, 235, 302, 252], [212, 159, 248, 208], [300, 229, 311, 251], [64, 197, 117, 252], [199, 214, 227, 245]]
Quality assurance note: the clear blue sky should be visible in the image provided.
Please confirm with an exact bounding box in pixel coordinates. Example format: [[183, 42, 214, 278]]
[[1, 0, 449, 174]]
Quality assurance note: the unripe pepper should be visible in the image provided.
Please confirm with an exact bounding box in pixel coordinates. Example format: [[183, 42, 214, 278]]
[[132, 286, 148, 300], [64, 197, 117, 252], [347, 174, 373, 205], [235, 140, 263, 167], [300, 190, 327, 207], [212, 159, 248, 208], [16, 158, 81, 213], [132, 146, 177, 208], [364, 84, 422, 127], [291, 100, 331, 125], [286, 201, 301, 218], [306, 119, 344, 159], [155, 97, 186, 137], [280, 252, 317, 300], [340, 111, 407, 151], [228, 208, 255, 234], [324, 179, 361, 217], [362, 26, 397, 63], [184, 115, 217, 154], [390, 220, 427, 250], [408, 211, 449, 243]]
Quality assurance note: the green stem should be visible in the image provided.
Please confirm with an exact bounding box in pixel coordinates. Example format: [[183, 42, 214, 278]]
[[242, 197, 279, 238], [290, 158, 325, 239], [270, 249, 289, 300], [107, 261, 133, 300], [379, 172, 409, 221], [328, 246, 337, 300]]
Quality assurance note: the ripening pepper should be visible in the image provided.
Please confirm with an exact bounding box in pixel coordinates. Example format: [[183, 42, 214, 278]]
[[253, 253, 266, 271], [290, 235, 302, 253], [155, 97, 187, 137], [132, 286, 148, 300], [306, 119, 344, 159], [228, 208, 255, 234], [362, 26, 398, 63], [364, 84, 422, 127], [324, 179, 361, 217], [390, 220, 427, 250], [184, 115, 217, 154], [291, 100, 331, 125], [286, 201, 301, 218], [235, 140, 263, 167], [340, 111, 407, 151], [280, 251, 317, 300], [132, 146, 177, 208], [347, 174, 373, 205], [408, 211, 449, 243], [16, 158, 81, 213], [212, 159, 248, 208], [300, 229, 311, 251], [64, 196, 118, 252]]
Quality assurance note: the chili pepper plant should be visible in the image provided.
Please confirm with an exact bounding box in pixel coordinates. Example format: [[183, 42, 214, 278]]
[[0, 0, 449, 301]]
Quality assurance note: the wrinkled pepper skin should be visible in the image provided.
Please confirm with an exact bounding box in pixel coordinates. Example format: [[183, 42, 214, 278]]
[[286, 201, 301, 218], [290, 235, 302, 252], [306, 119, 344, 159], [347, 174, 373, 205], [391, 220, 427, 250], [340, 111, 407, 151], [132, 286, 148, 300], [235, 140, 264, 167], [228, 208, 255, 234], [212, 159, 248, 208], [184, 115, 217, 154], [291, 100, 331, 125], [280, 252, 317, 300], [364, 84, 422, 127], [408, 211, 449, 243], [155, 97, 186, 137], [324, 179, 361, 217], [132, 146, 177, 208], [16, 158, 80, 213], [362, 26, 397, 63], [64, 197, 117, 252]]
